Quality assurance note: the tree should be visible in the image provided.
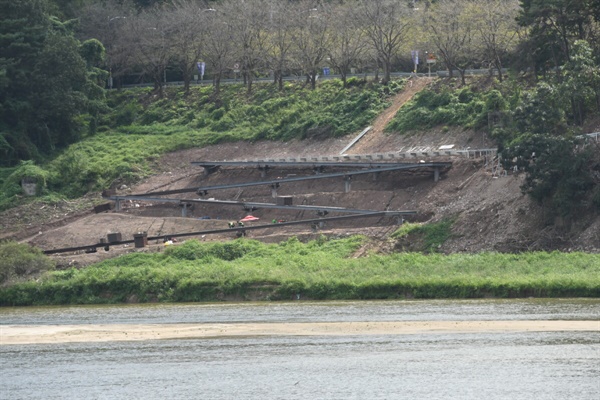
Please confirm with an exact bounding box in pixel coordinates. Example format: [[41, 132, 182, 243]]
[[512, 82, 567, 136], [517, 0, 597, 73], [560, 40, 600, 126], [470, 0, 521, 82], [224, 0, 270, 94], [126, 6, 172, 96], [202, 8, 236, 95], [288, 1, 331, 90], [0, 0, 106, 166], [169, 0, 210, 94], [265, 0, 294, 91], [425, 0, 478, 85], [76, 1, 135, 89], [502, 134, 596, 217], [357, 0, 412, 84], [328, 4, 367, 87]]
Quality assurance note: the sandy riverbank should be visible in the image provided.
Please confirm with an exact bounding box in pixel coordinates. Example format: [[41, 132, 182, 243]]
[[2, 320, 598, 345]]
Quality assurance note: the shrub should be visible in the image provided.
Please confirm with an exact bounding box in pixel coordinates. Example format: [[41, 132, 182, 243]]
[[0, 241, 55, 284]]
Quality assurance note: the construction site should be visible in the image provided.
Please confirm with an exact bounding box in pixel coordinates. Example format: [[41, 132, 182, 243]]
[[2, 78, 599, 266]]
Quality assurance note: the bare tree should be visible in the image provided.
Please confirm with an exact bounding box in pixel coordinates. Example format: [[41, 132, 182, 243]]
[[168, 0, 211, 94], [425, 0, 477, 85], [289, 1, 331, 90], [470, 0, 520, 82], [77, 0, 136, 88], [265, 0, 294, 91], [202, 8, 237, 95], [328, 4, 367, 87], [223, 0, 270, 94], [357, 0, 412, 84], [126, 6, 173, 96]]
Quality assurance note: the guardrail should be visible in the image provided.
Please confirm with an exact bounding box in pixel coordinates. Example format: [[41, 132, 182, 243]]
[[113, 69, 498, 89]]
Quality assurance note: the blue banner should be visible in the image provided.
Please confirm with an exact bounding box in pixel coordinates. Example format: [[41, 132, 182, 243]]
[[197, 62, 205, 77]]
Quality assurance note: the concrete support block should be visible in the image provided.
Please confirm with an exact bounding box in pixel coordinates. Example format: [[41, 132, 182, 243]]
[[434, 167, 440, 182], [115, 199, 122, 212]]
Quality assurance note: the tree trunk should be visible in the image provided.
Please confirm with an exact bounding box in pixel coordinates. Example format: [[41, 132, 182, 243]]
[[382, 61, 391, 84], [183, 67, 191, 94], [213, 74, 221, 95]]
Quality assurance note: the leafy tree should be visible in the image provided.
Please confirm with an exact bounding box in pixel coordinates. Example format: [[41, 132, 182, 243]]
[[512, 82, 569, 138], [559, 40, 600, 126], [517, 0, 596, 73], [0, 0, 106, 167], [502, 134, 596, 217]]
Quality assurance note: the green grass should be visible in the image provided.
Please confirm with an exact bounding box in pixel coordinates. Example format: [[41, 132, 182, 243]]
[[2, 237, 598, 305], [386, 85, 508, 133]]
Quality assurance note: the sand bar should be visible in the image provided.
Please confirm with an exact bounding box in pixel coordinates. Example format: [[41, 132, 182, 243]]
[[1, 320, 598, 345]]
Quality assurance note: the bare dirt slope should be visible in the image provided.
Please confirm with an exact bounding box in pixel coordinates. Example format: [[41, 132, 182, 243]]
[[1, 79, 598, 267]]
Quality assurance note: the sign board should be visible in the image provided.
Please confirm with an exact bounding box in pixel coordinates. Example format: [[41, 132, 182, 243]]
[[323, 67, 330, 76], [233, 63, 240, 73], [426, 53, 437, 64]]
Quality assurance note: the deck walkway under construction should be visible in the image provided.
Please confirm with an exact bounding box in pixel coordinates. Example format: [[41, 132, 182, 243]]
[[128, 162, 452, 197]]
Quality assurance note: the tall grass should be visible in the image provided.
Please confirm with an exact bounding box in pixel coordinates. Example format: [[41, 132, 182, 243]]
[[1, 237, 598, 305]]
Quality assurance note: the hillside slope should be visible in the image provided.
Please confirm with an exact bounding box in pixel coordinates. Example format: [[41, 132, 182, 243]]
[[2, 79, 598, 266]]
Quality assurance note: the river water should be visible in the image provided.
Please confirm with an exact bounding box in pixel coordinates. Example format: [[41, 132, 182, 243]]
[[1, 299, 599, 399]]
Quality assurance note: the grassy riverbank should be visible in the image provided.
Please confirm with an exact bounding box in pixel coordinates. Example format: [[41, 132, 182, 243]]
[[1, 237, 599, 306]]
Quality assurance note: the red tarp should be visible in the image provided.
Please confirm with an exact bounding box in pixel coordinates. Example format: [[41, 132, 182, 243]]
[[239, 215, 260, 222]]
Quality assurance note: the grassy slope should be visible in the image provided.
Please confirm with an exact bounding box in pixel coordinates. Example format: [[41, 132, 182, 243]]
[[0, 79, 403, 209]]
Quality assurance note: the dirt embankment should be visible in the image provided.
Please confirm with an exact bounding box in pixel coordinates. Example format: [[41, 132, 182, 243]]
[[1, 77, 598, 266]]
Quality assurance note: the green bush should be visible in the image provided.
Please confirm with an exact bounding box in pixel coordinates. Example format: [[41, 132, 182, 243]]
[[113, 102, 141, 126], [0, 241, 55, 284], [391, 218, 455, 253]]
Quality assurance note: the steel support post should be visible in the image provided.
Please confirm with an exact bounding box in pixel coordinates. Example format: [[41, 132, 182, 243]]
[[344, 175, 352, 193]]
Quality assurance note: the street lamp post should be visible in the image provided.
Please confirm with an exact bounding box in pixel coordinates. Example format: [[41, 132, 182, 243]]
[[107, 16, 126, 90]]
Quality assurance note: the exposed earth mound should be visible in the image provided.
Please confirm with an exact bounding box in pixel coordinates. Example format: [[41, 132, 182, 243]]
[[1, 78, 598, 266]]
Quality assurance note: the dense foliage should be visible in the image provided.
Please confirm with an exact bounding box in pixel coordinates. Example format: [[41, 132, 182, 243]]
[[0, 0, 106, 167], [1, 237, 598, 305], [0, 241, 55, 284]]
